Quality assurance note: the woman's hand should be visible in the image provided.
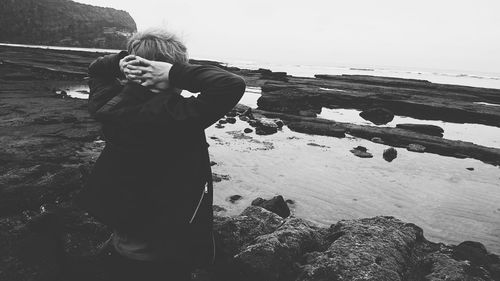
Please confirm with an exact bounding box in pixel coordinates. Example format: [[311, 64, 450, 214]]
[[123, 56, 173, 91], [119, 55, 142, 84]]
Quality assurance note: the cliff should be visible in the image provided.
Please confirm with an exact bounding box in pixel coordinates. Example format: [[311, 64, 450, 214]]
[[0, 0, 137, 49]]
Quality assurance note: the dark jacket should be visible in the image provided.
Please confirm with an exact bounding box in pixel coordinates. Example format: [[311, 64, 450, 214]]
[[76, 52, 245, 266]]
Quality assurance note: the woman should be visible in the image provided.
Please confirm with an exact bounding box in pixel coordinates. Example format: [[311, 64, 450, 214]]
[[77, 29, 245, 280]]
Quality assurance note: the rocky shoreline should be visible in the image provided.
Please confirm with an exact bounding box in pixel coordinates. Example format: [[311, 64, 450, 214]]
[[1, 45, 499, 280]]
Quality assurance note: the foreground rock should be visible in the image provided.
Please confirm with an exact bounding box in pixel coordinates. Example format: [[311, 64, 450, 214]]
[[6, 202, 499, 281], [216, 206, 500, 281]]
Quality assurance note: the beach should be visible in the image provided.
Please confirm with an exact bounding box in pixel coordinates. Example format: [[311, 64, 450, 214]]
[[1, 44, 500, 280]]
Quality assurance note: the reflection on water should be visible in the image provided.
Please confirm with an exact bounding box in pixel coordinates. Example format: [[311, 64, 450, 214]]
[[239, 86, 261, 109], [61, 84, 262, 109], [318, 107, 500, 149], [182, 86, 261, 109], [474, 102, 500, 107], [52, 83, 89, 99]]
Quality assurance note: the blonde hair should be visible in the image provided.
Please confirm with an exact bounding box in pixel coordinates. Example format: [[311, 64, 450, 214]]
[[127, 28, 188, 64]]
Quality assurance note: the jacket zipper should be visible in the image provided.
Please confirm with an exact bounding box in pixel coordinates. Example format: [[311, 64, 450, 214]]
[[189, 179, 216, 264], [189, 182, 208, 224]]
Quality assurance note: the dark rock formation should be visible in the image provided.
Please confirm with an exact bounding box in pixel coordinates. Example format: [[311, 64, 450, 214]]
[[252, 68, 289, 82], [213, 207, 500, 281], [359, 107, 395, 125], [0, 0, 137, 49], [225, 117, 237, 124], [251, 196, 291, 218], [350, 146, 374, 158], [244, 128, 253, 134], [254, 118, 281, 135], [383, 147, 398, 162], [397, 123, 444, 137], [234, 217, 324, 281], [287, 121, 346, 138], [258, 74, 500, 128]]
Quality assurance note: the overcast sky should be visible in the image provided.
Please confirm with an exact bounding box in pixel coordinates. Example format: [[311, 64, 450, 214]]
[[75, 0, 499, 74]]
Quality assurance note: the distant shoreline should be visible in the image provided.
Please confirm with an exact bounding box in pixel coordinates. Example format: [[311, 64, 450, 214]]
[[2, 42, 499, 89]]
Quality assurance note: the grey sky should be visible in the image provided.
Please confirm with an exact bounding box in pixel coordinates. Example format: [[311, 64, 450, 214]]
[[75, 0, 500, 73]]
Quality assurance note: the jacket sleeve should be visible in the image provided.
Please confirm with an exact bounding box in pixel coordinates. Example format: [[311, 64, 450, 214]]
[[94, 63, 246, 130], [87, 51, 128, 118]]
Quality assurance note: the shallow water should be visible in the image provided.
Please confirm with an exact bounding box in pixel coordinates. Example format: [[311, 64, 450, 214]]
[[318, 107, 500, 149], [56, 82, 500, 254], [205, 119, 500, 254], [57, 84, 263, 109]]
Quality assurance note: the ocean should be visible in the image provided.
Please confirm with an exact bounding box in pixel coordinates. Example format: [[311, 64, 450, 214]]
[[2, 43, 500, 89]]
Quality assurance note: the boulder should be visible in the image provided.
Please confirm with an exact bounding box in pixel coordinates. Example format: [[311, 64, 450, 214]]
[[234, 218, 326, 281], [296, 217, 425, 281], [383, 147, 398, 162], [219, 119, 228, 124], [251, 196, 291, 218], [215, 123, 224, 129], [396, 123, 444, 137], [359, 108, 394, 125], [239, 116, 250, 122], [213, 206, 284, 264], [248, 120, 259, 127], [452, 241, 500, 278], [254, 118, 281, 135], [244, 128, 253, 134], [255, 127, 277, 135], [226, 117, 237, 124]]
